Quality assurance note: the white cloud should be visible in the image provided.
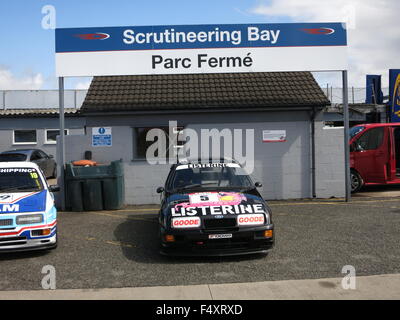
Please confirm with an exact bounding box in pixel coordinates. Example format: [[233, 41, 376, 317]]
[[249, 0, 400, 88], [0, 67, 44, 90]]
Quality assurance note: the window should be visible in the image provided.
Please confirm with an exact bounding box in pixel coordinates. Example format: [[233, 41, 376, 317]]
[[0, 168, 43, 193], [13, 130, 37, 145], [349, 126, 365, 139], [169, 164, 253, 191], [135, 126, 184, 159], [355, 127, 384, 151], [45, 129, 69, 144], [30, 151, 41, 161]]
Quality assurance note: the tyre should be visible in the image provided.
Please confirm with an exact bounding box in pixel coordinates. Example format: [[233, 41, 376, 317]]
[[350, 169, 363, 193], [51, 165, 57, 179]]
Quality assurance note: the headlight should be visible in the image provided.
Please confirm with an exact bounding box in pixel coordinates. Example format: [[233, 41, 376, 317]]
[[16, 214, 43, 225]]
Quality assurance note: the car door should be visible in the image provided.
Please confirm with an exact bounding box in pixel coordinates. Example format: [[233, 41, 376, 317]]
[[352, 126, 389, 183], [38, 150, 52, 176], [31, 151, 47, 177]]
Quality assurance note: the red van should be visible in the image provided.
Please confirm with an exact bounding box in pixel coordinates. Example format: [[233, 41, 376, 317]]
[[350, 123, 400, 192]]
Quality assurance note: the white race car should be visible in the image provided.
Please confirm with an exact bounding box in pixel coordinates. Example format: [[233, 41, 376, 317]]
[[0, 162, 58, 252]]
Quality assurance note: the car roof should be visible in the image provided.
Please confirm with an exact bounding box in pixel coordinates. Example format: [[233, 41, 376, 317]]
[[354, 123, 400, 128], [0, 149, 37, 155], [0, 161, 40, 169]]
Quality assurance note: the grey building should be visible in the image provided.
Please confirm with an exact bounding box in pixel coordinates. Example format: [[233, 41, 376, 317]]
[[0, 108, 85, 159], [63, 72, 345, 205]]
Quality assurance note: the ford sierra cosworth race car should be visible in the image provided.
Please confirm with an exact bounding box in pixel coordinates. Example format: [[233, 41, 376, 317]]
[[0, 162, 58, 252], [157, 159, 274, 256]]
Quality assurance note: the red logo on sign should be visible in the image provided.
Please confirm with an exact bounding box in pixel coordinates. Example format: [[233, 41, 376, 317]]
[[74, 33, 110, 40], [302, 28, 335, 35]]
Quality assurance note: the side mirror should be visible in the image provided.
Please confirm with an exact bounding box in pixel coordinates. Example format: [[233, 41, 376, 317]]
[[49, 185, 60, 192], [255, 182, 262, 188], [48, 155, 54, 159], [351, 142, 361, 152], [156, 186, 165, 194]]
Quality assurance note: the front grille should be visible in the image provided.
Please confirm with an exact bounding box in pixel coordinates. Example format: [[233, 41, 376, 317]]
[[0, 236, 27, 246], [203, 218, 237, 229], [0, 219, 13, 227]]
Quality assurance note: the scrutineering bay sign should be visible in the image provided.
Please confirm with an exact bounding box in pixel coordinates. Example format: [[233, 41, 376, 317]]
[[55, 23, 347, 77]]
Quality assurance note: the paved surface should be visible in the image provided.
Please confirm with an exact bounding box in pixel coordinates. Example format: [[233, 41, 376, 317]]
[[1, 273, 399, 300], [1, 197, 400, 291], [354, 184, 400, 198]]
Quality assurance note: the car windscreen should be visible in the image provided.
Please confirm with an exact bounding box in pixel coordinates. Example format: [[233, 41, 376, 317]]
[[170, 164, 253, 191], [0, 153, 27, 162], [350, 126, 365, 139], [0, 168, 43, 193]]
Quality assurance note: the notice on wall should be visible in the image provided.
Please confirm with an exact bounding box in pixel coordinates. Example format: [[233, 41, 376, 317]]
[[92, 127, 112, 147], [262, 130, 286, 142]]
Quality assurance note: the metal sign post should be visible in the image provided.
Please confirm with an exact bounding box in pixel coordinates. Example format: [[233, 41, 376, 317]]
[[58, 77, 66, 211], [342, 70, 351, 201]]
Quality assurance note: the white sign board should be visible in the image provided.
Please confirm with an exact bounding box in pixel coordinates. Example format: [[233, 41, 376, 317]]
[[55, 23, 347, 77], [263, 130, 286, 143], [92, 127, 112, 147]]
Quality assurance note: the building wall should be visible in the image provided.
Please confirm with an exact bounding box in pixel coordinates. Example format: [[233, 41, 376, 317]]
[[315, 124, 345, 198], [63, 110, 345, 204], [0, 117, 85, 159]]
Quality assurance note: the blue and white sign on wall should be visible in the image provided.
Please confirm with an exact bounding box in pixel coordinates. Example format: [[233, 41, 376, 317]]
[[92, 127, 112, 147], [55, 22, 347, 77]]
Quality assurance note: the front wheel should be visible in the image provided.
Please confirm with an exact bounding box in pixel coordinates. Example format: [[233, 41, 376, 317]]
[[51, 165, 57, 179], [350, 170, 363, 193]]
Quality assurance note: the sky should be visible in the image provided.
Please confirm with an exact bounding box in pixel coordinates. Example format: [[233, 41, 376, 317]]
[[0, 0, 399, 90]]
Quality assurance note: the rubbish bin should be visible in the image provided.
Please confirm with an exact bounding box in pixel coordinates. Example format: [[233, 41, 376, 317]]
[[65, 160, 125, 211]]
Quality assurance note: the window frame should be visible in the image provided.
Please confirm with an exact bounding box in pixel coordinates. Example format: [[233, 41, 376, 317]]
[[133, 126, 185, 161], [355, 127, 384, 151], [12, 129, 37, 145], [44, 129, 69, 145]]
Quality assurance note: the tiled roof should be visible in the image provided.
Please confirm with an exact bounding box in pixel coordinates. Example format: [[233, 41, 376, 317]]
[[81, 72, 330, 113], [0, 108, 79, 117]]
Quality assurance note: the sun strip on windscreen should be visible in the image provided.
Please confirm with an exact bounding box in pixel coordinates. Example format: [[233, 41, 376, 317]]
[[176, 163, 241, 170]]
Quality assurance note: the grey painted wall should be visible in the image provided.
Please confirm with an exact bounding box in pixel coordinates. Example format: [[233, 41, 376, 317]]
[[63, 110, 345, 204], [0, 117, 85, 160]]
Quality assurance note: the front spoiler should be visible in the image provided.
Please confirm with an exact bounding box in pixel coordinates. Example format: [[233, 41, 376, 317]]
[[0, 234, 57, 253], [160, 224, 274, 257]]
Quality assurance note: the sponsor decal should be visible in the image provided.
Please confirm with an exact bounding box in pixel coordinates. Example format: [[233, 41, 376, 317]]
[[237, 214, 265, 226], [171, 203, 265, 217], [171, 216, 201, 228], [0, 168, 36, 173], [0, 195, 11, 201], [0, 204, 19, 213], [0, 191, 46, 213], [176, 163, 240, 170]]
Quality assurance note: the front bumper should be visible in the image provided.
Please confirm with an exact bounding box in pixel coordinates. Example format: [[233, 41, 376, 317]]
[[160, 224, 274, 257], [0, 222, 57, 253]]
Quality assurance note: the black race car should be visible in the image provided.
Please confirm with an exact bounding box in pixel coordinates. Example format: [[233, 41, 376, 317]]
[[157, 159, 274, 256]]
